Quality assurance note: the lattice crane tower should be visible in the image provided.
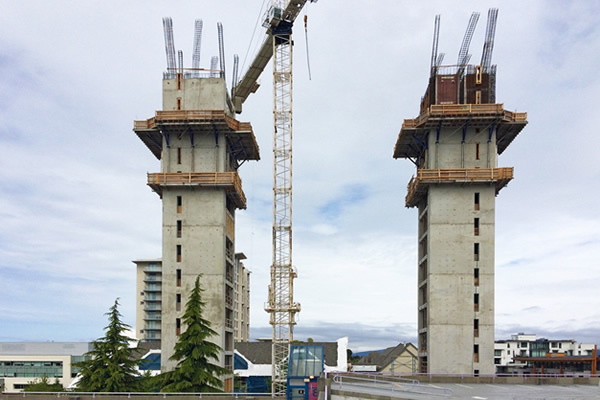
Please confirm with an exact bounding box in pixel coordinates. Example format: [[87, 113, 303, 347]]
[[233, 0, 317, 394]]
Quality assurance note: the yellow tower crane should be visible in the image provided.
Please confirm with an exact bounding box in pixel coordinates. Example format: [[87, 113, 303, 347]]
[[233, 0, 318, 395]]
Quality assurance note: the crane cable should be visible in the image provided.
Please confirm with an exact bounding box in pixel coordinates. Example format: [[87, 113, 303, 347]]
[[240, 0, 270, 80], [304, 14, 312, 80]]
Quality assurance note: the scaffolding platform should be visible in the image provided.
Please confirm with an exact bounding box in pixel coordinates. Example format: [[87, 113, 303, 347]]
[[134, 110, 260, 162], [405, 167, 514, 207], [393, 104, 527, 159], [147, 171, 247, 209]]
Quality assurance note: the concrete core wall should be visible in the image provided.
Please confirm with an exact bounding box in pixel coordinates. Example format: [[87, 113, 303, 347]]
[[418, 126, 499, 375]]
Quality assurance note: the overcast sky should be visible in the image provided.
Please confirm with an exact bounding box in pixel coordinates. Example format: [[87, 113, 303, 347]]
[[1, 1, 599, 352]]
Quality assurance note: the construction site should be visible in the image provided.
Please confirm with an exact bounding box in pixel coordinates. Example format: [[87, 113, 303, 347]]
[[129, 0, 534, 395]]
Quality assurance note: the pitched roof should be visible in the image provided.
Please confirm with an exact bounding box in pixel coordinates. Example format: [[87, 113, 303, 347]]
[[235, 341, 339, 366], [354, 343, 416, 369]]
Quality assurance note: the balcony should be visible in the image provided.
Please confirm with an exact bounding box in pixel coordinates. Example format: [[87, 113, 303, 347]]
[[143, 265, 161, 273], [145, 284, 161, 293], [147, 172, 247, 209], [405, 168, 514, 207]]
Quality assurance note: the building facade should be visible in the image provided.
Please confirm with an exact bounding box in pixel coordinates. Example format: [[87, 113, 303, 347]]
[[134, 66, 259, 388], [0, 342, 92, 392], [134, 258, 250, 345], [234, 253, 250, 342], [393, 12, 527, 375], [495, 333, 598, 374], [134, 259, 163, 343]]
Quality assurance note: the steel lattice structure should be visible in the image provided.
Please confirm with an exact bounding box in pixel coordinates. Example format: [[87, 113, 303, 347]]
[[266, 28, 300, 396]]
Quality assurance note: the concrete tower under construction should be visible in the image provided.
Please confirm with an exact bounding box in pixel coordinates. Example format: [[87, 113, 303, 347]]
[[133, 18, 259, 389], [393, 10, 527, 375]]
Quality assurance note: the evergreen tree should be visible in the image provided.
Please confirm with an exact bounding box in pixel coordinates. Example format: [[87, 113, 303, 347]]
[[76, 298, 139, 392], [162, 276, 229, 392]]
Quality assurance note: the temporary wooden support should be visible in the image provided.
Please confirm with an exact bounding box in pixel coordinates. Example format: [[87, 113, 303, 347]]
[[405, 167, 514, 207], [402, 104, 527, 130], [147, 171, 247, 209], [134, 110, 252, 132]]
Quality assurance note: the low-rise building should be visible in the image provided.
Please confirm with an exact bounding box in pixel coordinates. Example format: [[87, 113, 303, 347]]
[[495, 333, 598, 375], [353, 343, 418, 374], [0, 342, 92, 392], [234, 337, 348, 393]]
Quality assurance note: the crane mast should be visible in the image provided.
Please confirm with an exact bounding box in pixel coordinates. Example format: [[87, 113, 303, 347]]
[[267, 19, 300, 395], [233, 0, 317, 395]]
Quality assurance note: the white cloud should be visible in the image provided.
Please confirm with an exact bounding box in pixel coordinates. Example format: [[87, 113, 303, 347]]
[[0, 0, 599, 348]]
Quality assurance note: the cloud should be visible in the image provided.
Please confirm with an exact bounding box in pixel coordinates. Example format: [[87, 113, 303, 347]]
[[0, 1, 599, 350]]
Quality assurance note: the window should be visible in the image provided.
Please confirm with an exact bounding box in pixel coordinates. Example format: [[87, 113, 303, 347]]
[[177, 147, 182, 164], [474, 192, 480, 210], [474, 243, 480, 261], [177, 196, 182, 213], [474, 218, 480, 236], [475, 142, 480, 160], [475, 90, 482, 105], [177, 220, 182, 238], [176, 294, 182, 312], [176, 245, 182, 262], [474, 293, 479, 312], [474, 369, 480, 376], [474, 268, 479, 286], [176, 74, 182, 90], [176, 269, 182, 287], [176, 318, 181, 336], [474, 319, 479, 337], [176, 97, 182, 110], [474, 345, 479, 363], [521, 342, 527, 348], [475, 65, 482, 84]]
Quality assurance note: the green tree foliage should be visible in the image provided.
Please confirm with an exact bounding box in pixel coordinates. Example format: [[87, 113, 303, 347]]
[[75, 299, 139, 392], [162, 276, 229, 392], [24, 376, 64, 392], [347, 349, 361, 364]]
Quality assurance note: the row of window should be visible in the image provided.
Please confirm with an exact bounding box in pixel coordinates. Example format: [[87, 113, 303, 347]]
[[0, 361, 62, 367]]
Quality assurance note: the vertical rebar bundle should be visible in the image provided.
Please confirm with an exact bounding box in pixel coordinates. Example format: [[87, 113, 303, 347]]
[[480, 8, 498, 71], [232, 54, 239, 97], [430, 15, 440, 77], [217, 22, 225, 79], [457, 12, 480, 76], [210, 56, 219, 77], [192, 19, 203, 78], [162, 17, 177, 78]]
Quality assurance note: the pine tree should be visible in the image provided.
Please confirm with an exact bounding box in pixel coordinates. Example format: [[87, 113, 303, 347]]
[[162, 275, 229, 392], [76, 298, 139, 392]]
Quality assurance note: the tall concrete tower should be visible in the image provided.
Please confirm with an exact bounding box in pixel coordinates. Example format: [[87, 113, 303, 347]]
[[133, 18, 259, 390], [393, 10, 527, 375]]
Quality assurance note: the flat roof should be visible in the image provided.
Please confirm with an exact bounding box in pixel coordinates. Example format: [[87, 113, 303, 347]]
[[0, 342, 92, 356]]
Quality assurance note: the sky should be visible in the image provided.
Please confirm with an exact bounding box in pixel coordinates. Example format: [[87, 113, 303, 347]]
[[1, 0, 599, 353]]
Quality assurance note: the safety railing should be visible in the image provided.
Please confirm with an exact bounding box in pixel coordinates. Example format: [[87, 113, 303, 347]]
[[401, 104, 527, 130], [406, 168, 513, 207], [331, 373, 452, 398]]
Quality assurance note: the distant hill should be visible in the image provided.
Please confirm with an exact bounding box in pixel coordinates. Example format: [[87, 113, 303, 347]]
[[352, 349, 385, 358]]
